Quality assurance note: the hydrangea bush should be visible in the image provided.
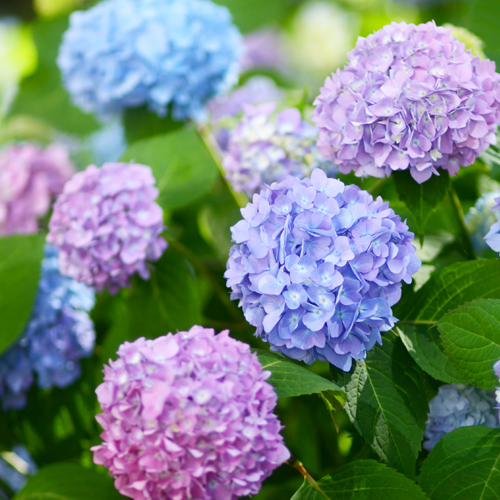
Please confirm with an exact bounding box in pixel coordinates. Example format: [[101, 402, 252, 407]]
[[3, 2, 500, 500]]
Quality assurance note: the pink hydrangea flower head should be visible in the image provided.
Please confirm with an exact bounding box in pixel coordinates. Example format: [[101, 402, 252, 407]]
[[313, 21, 500, 183], [0, 143, 75, 235], [92, 326, 290, 500], [47, 162, 167, 294]]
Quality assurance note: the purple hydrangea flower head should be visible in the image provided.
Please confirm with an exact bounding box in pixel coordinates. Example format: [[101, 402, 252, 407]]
[[224, 103, 337, 196], [465, 191, 500, 257], [91, 326, 290, 500], [47, 162, 167, 294], [495, 360, 500, 414], [313, 21, 500, 183], [58, 0, 242, 121], [0, 245, 95, 410], [241, 28, 288, 73], [0, 143, 74, 235], [225, 169, 420, 371], [424, 384, 499, 451]]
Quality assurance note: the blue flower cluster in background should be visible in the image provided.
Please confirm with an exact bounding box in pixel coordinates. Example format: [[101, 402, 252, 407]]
[[0, 445, 36, 493], [424, 384, 499, 451], [58, 0, 242, 121], [0, 245, 95, 410]]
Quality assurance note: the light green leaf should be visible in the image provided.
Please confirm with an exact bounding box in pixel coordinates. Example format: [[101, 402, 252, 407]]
[[392, 169, 450, 240], [334, 337, 430, 477], [419, 426, 500, 500], [15, 463, 123, 500], [0, 234, 45, 354], [120, 128, 218, 210], [291, 460, 429, 500], [438, 298, 500, 390]]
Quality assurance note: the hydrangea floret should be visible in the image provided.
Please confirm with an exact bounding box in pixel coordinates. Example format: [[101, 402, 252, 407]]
[[224, 103, 337, 196], [58, 0, 242, 120], [424, 383, 499, 450], [47, 162, 167, 294], [92, 326, 290, 500], [465, 191, 500, 256], [483, 195, 500, 255], [0, 245, 95, 410], [313, 21, 500, 183], [0, 143, 74, 235], [225, 169, 420, 371], [494, 360, 500, 414]]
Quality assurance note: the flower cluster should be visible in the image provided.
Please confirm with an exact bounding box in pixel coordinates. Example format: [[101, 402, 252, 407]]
[[313, 21, 500, 183], [484, 195, 500, 256], [0, 245, 95, 411], [225, 169, 420, 371], [58, 0, 242, 120], [92, 326, 289, 500], [424, 384, 499, 451], [0, 143, 74, 235], [495, 360, 500, 413], [0, 445, 37, 493], [241, 28, 288, 73], [224, 103, 337, 196], [465, 191, 500, 257], [48, 162, 167, 294]]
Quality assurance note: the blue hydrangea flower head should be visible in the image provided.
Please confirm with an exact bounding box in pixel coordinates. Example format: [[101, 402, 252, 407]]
[[424, 384, 499, 451], [484, 195, 500, 255], [0, 445, 37, 493], [465, 191, 500, 257], [0, 245, 95, 410], [58, 0, 243, 120], [225, 169, 420, 371]]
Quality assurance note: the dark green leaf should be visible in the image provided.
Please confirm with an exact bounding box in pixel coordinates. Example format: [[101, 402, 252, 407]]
[[291, 460, 429, 500], [123, 106, 184, 143], [438, 298, 500, 390], [0, 234, 45, 354], [334, 337, 429, 477], [393, 170, 450, 240], [101, 247, 202, 360], [15, 463, 123, 500], [256, 349, 345, 401], [466, 0, 500, 67], [419, 426, 500, 500], [120, 128, 218, 210]]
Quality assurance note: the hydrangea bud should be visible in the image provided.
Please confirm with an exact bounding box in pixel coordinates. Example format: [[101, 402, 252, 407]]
[[225, 169, 420, 371], [58, 0, 242, 120], [465, 191, 500, 257], [424, 384, 499, 451], [313, 21, 500, 183], [47, 162, 167, 294], [0, 245, 95, 410], [92, 326, 290, 500], [224, 103, 337, 196], [0, 143, 74, 235]]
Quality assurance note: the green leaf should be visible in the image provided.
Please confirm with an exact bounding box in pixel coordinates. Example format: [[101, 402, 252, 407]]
[[15, 463, 123, 500], [395, 259, 500, 383], [291, 460, 429, 500], [256, 349, 345, 402], [123, 106, 184, 143], [393, 170, 450, 240], [334, 337, 429, 477], [0, 234, 45, 355], [466, 0, 500, 67], [101, 247, 202, 361], [419, 426, 500, 500], [438, 299, 500, 390], [120, 128, 218, 210], [9, 17, 99, 136]]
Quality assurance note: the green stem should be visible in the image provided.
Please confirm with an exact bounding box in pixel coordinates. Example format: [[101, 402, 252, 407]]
[[167, 238, 241, 321], [196, 123, 248, 209], [398, 320, 437, 326], [287, 457, 329, 500], [449, 183, 475, 260]]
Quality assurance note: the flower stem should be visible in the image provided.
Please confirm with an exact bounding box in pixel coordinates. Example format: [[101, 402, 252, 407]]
[[196, 123, 248, 209], [287, 457, 329, 500], [449, 183, 475, 260]]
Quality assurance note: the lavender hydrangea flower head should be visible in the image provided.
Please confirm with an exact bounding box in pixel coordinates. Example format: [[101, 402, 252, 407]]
[[0, 143, 74, 235], [224, 103, 337, 196], [0, 245, 95, 410], [92, 326, 290, 500], [424, 384, 499, 451], [58, 0, 242, 120], [465, 191, 500, 257], [241, 28, 288, 73], [313, 21, 500, 183], [225, 169, 420, 371], [47, 162, 167, 294]]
